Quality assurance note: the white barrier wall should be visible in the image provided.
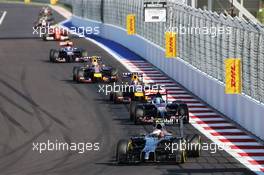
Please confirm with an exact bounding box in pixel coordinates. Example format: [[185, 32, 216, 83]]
[[71, 16, 264, 140]]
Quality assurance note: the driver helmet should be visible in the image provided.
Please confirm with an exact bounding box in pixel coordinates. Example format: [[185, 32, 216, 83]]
[[65, 41, 73, 46], [132, 79, 138, 85], [152, 97, 163, 104], [130, 75, 137, 84], [153, 123, 165, 138], [156, 123, 163, 130], [92, 60, 98, 66]]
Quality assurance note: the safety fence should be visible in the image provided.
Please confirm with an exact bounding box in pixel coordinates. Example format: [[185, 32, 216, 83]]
[[72, 0, 264, 103]]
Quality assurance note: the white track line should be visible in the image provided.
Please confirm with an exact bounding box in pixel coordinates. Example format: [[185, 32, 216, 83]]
[[0, 11, 7, 25]]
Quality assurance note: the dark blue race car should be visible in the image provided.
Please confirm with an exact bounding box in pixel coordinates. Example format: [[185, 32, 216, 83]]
[[129, 91, 189, 125], [49, 41, 88, 63], [72, 56, 118, 83]]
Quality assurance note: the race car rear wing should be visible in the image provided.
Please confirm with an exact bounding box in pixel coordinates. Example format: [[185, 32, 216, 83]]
[[144, 85, 167, 101], [59, 41, 73, 46], [122, 72, 143, 78], [87, 56, 101, 61]]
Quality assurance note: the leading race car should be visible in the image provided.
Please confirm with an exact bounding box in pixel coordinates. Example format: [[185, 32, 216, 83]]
[[39, 7, 52, 17], [116, 122, 201, 164], [34, 7, 54, 29], [72, 56, 118, 83], [129, 91, 189, 125], [49, 41, 88, 63], [42, 26, 69, 41]]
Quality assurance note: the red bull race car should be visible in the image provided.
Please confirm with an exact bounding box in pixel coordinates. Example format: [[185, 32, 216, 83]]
[[109, 72, 154, 103], [72, 56, 118, 83], [109, 72, 168, 103]]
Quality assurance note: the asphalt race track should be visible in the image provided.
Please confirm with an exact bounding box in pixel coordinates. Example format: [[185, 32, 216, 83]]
[[0, 3, 257, 175]]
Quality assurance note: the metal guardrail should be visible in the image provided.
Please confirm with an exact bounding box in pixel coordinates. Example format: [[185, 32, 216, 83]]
[[72, 0, 264, 103]]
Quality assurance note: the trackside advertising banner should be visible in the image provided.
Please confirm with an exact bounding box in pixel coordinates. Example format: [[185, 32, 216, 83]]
[[225, 58, 242, 94], [126, 14, 136, 35], [165, 32, 177, 58]]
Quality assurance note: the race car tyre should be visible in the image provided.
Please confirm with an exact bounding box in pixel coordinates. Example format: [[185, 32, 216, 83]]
[[134, 107, 144, 125], [186, 134, 201, 157], [48, 17, 54, 22], [172, 138, 187, 164], [180, 149, 187, 163], [42, 34, 48, 41], [52, 51, 59, 63], [49, 49, 55, 62], [81, 50, 88, 57], [129, 101, 138, 121], [165, 103, 178, 119], [33, 22, 38, 30], [72, 66, 80, 81], [173, 100, 189, 124], [113, 91, 123, 104], [179, 104, 189, 124], [109, 92, 113, 101], [77, 69, 85, 83], [110, 68, 118, 76], [110, 68, 118, 82], [116, 139, 129, 164], [66, 55, 73, 63]]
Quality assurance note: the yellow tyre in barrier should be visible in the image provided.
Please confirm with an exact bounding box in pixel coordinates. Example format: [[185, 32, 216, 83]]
[[50, 0, 57, 5], [24, 0, 31, 4]]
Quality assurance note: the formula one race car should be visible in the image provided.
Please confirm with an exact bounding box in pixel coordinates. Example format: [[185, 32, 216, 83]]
[[34, 7, 54, 29], [49, 41, 88, 63], [39, 7, 52, 17], [34, 15, 55, 29], [42, 26, 69, 41], [72, 56, 118, 83], [116, 122, 201, 164], [129, 91, 189, 125], [109, 72, 151, 103]]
